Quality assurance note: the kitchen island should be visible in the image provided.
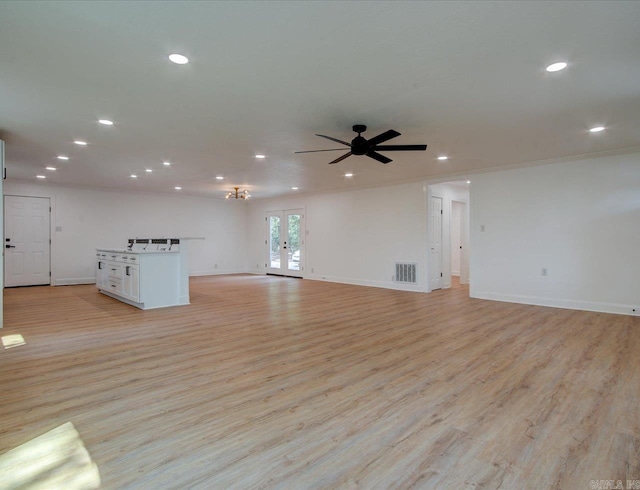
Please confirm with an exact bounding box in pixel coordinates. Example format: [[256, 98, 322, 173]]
[[95, 245, 189, 310]]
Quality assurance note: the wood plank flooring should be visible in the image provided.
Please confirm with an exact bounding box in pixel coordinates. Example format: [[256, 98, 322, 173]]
[[1, 275, 639, 489]]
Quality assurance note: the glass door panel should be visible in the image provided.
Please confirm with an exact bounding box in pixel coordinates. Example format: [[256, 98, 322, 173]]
[[287, 213, 301, 272], [269, 214, 281, 270]]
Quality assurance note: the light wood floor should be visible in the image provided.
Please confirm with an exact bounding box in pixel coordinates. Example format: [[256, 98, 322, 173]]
[[1, 275, 639, 489]]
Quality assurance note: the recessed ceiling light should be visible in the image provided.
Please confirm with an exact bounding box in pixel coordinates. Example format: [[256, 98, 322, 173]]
[[291, 187, 299, 190], [145, 169, 152, 173], [169, 53, 189, 65], [437, 156, 448, 161], [546, 61, 568, 72], [163, 161, 171, 166], [57, 155, 69, 160], [466, 180, 471, 184], [345, 173, 354, 177], [130, 174, 137, 178], [589, 126, 605, 133], [74, 140, 87, 146], [46, 166, 56, 171], [216, 176, 224, 180], [36, 175, 46, 179], [255, 154, 266, 159], [174, 186, 182, 190], [98, 119, 114, 126]]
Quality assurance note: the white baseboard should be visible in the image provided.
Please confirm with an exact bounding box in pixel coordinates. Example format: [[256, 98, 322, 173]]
[[189, 269, 248, 277], [305, 273, 425, 292], [54, 277, 95, 286], [451, 271, 460, 276], [471, 290, 639, 317], [54, 270, 250, 286]]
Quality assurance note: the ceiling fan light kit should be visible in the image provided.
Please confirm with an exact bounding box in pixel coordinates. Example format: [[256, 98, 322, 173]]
[[296, 124, 427, 164]]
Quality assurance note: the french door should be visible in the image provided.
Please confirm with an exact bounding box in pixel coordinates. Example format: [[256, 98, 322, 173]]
[[266, 209, 304, 277], [4, 195, 51, 287]]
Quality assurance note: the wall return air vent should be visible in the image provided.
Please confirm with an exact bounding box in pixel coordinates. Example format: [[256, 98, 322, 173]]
[[395, 263, 417, 284]]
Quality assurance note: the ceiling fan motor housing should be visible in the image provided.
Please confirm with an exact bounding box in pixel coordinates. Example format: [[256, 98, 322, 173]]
[[350, 124, 368, 154], [351, 136, 369, 155]]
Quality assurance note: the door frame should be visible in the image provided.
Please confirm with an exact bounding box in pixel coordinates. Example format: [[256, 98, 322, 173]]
[[265, 208, 305, 278], [4, 194, 52, 287], [451, 199, 469, 285]]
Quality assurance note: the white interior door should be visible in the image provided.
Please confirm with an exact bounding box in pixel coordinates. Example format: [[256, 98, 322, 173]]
[[429, 196, 443, 290], [4, 195, 51, 287], [266, 209, 304, 277], [451, 201, 463, 277]]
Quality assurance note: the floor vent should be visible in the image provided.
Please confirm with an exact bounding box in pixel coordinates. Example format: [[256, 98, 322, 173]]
[[395, 263, 417, 284]]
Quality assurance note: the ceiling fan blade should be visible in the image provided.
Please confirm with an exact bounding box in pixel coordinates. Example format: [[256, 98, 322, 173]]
[[366, 129, 401, 146], [295, 148, 348, 154], [316, 134, 352, 146], [366, 150, 392, 164], [373, 144, 427, 151], [329, 152, 352, 164]]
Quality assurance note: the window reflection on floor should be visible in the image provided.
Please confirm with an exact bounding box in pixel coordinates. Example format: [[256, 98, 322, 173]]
[[0, 422, 100, 489]]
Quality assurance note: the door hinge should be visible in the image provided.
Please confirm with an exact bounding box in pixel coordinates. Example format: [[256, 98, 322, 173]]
[[441, 209, 443, 214], [49, 239, 51, 244], [49, 207, 52, 212], [265, 263, 267, 268], [265, 240, 267, 245], [49, 271, 52, 277], [440, 272, 443, 277]]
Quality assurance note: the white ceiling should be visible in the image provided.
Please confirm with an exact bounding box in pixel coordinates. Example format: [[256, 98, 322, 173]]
[[1, 1, 639, 199]]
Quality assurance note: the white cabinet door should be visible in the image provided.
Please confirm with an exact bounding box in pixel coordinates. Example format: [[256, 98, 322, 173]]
[[96, 256, 104, 288], [130, 266, 140, 302], [123, 265, 132, 299], [122, 264, 140, 301]]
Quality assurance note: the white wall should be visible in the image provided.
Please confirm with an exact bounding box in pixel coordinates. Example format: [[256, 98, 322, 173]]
[[428, 183, 470, 288], [3, 181, 248, 285], [246, 182, 428, 291], [470, 152, 640, 316]]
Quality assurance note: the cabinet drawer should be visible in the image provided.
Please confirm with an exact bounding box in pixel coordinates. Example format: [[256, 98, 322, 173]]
[[107, 264, 123, 279]]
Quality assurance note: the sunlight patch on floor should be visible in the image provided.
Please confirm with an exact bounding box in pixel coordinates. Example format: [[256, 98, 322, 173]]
[[2, 334, 26, 349], [0, 422, 100, 489]]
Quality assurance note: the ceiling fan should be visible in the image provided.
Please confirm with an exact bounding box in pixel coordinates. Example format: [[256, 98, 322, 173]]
[[295, 124, 427, 164]]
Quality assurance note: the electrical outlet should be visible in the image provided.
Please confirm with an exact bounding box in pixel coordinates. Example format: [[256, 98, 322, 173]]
[[541, 268, 548, 276], [257, 263, 259, 269], [214, 264, 218, 269], [481, 225, 485, 232], [311, 268, 314, 273]]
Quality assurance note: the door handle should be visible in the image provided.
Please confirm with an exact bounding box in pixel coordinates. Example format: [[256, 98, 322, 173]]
[[5, 244, 16, 249]]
